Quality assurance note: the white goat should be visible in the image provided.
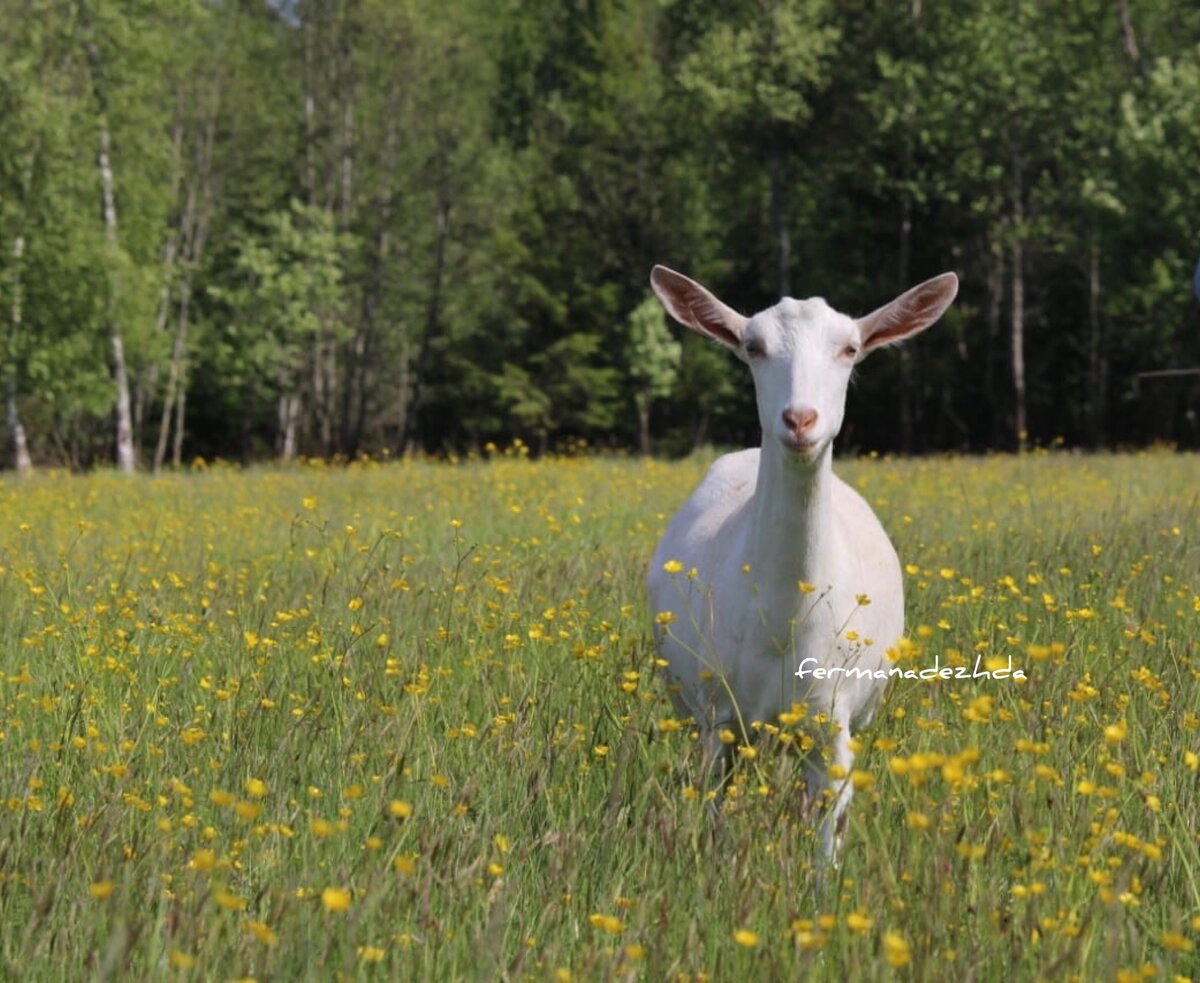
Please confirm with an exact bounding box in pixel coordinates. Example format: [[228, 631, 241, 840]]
[[646, 265, 958, 858]]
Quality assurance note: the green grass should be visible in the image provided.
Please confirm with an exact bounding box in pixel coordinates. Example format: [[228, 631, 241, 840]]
[[1, 450, 1198, 980]]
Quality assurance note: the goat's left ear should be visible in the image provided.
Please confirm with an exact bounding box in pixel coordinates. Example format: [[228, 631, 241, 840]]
[[856, 272, 958, 355]]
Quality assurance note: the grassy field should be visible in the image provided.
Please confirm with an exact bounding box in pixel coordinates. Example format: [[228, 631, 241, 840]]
[[1, 450, 1198, 981]]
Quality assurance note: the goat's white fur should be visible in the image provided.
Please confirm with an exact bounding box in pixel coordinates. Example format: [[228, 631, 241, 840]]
[[646, 265, 958, 858]]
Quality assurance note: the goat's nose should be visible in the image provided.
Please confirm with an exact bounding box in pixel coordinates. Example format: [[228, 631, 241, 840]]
[[781, 407, 818, 437]]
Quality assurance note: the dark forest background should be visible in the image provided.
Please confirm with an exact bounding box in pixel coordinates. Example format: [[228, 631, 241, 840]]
[[3, 0, 1200, 472]]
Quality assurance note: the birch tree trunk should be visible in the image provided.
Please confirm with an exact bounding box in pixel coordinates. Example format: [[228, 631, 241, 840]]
[[1010, 177, 1027, 451], [172, 383, 186, 469], [4, 378, 31, 475], [155, 85, 216, 472], [283, 395, 301, 462], [82, 8, 137, 474], [4, 136, 39, 476], [636, 397, 652, 457], [110, 326, 137, 472], [137, 117, 185, 455], [6, 234, 32, 475], [984, 238, 1006, 449], [154, 282, 191, 473], [278, 359, 301, 462], [1086, 235, 1107, 447], [1115, 0, 1145, 74]]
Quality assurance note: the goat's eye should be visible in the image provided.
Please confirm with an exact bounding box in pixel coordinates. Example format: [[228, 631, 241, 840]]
[[744, 339, 765, 359], [841, 344, 860, 360]]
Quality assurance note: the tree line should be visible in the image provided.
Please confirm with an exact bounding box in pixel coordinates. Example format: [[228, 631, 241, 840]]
[[2, 0, 1199, 472]]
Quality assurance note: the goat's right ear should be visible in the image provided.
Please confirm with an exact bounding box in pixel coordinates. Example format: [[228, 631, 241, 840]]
[[650, 266, 747, 351]]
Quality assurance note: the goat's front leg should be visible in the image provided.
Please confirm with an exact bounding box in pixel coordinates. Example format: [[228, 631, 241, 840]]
[[804, 720, 855, 864], [699, 723, 737, 818]]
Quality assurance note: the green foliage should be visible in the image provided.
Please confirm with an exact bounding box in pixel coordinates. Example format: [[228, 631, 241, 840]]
[[3, 0, 1200, 466], [626, 293, 682, 405], [214, 201, 352, 386], [1121, 47, 1200, 245], [495, 333, 622, 449], [678, 0, 838, 127]]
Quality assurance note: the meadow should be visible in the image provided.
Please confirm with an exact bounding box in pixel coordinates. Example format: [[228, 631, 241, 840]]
[[0, 449, 1198, 981]]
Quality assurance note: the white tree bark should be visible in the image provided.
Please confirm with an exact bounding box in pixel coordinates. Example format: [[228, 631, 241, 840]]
[[83, 8, 137, 474], [155, 98, 216, 473], [4, 379, 32, 475], [154, 283, 191, 473], [279, 391, 301, 463], [172, 382, 186, 469], [6, 233, 33, 475], [97, 119, 137, 474]]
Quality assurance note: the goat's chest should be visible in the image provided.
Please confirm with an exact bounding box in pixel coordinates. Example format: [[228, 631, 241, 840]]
[[719, 582, 889, 721]]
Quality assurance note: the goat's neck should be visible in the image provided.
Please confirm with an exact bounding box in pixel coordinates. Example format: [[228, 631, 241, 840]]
[[748, 443, 836, 594]]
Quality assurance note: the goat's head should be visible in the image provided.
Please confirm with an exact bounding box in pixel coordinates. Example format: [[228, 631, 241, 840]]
[[650, 267, 959, 463]]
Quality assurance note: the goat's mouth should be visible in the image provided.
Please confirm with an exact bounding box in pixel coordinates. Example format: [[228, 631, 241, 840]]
[[779, 434, 820, 457]]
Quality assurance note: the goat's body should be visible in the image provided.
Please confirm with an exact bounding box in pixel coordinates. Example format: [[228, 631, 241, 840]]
[[649, 448, 901, 732], [647, 447, 903, 851]]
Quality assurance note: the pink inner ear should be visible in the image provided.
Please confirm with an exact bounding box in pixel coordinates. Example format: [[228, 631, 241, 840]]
[[652, 266, 743, 349], [866, 305, 919, 347], [685, 293, 741, 348], [863, 275, 956, 349]]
